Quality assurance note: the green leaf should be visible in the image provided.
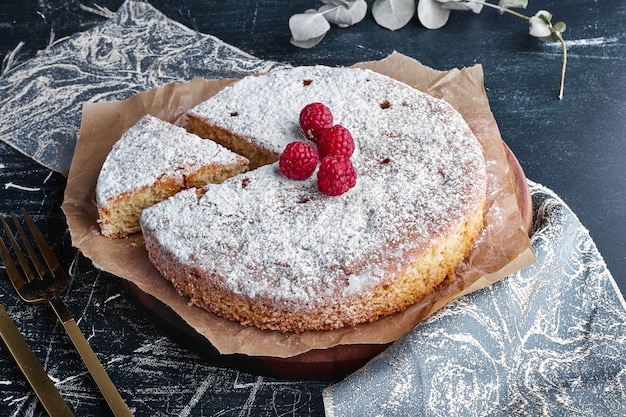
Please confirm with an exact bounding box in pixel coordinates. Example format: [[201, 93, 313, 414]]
[[320, 0, 367, 27], [529, 17, 552, 39], [320, 4, 353, 27], [498, 0, 527, 9], [289, 11, 331, 42], [347, 0, 368, 25], [321, 0, 350, 6], [440, 0, 483, 14], [418, 0, 451, 29], [372, 0, 416, 31], [290, 34, 327, 49], [554, 21, 566, 33], [534, 10, 553, 24]]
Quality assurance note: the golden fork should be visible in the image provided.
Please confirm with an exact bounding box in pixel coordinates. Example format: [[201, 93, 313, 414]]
[[0, 208, 133, 417]]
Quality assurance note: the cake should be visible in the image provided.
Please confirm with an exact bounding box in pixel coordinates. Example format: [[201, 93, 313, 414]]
[[140, 66, 488, 332], [95, 115, 249, 238]]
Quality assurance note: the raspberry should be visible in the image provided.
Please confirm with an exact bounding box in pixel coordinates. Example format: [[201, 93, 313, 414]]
[[317, 155, 357, 196], [299, 102, 333, 142], [317, 124, 355, 159], [279, 141, 319, 180]]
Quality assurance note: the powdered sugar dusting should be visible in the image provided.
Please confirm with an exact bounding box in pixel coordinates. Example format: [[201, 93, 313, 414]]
[[96, 115, 247, 207], [141, 66, 487, 310]]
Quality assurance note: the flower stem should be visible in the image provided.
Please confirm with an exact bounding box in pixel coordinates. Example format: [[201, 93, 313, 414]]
[[475, 1, 529, 20], [554, 30, 567, 99], [470, 0, 566, 99]]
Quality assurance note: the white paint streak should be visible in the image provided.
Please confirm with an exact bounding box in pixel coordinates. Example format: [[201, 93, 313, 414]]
[[43, 170, 53, 184], [233, 373, 293, 388], [47, 374, 61, 384], [178, 373, 215, 417], [8, 395, 29, 406], [104, 293, 121, 303], [238, 376, 263, 417], [56, 372, 88, 386], [566, 36, 619, 46], [4, 182, 41, 192], [86, 325, 96, 342], [76, 273, 100, 325], [133, 337, 170, 354], [68, 252, 80, 277], [251, 1, 259, 29], [544, 36, 620, 49]]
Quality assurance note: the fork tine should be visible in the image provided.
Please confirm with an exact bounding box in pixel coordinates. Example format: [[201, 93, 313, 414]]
[[0, 231, 23, 289], [9, 212, 46, 281], [20, 208, 64, 277], [4, 211, 65, 303], [1, 216, 38, 283], [0, 218, 42, 303]]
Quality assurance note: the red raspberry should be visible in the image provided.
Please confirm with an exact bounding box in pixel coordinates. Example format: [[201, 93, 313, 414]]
[[317, 155, 357, 196], [317, 124, 355, 159], [299, 102, 333, 142], [279, 141, 319, 180]]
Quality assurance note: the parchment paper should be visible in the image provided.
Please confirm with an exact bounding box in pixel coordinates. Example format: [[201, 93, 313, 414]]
[[62, 52, 535, 358], [0, 0, 283, 174]]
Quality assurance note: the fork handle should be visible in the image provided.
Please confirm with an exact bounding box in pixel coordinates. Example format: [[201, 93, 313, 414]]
[[49, 299, 134, 417], [0, 304, 75, 417]]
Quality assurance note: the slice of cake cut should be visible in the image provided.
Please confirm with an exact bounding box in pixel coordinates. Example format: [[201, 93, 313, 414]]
[[142, 66, 488, 332], [96, 115, 249, 238]]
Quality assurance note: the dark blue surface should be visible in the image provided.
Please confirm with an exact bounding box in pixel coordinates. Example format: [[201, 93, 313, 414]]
[[1, 1, 625, 415]]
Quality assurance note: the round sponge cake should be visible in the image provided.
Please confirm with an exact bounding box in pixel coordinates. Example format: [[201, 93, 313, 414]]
[[140, 66, 487, 332]]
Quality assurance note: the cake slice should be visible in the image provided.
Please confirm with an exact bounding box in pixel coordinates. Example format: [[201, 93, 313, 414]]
[[96, 115, 249, 238]]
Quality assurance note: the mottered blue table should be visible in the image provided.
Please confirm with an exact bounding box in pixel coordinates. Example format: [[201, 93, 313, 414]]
[[1, 1, 625, 416]]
